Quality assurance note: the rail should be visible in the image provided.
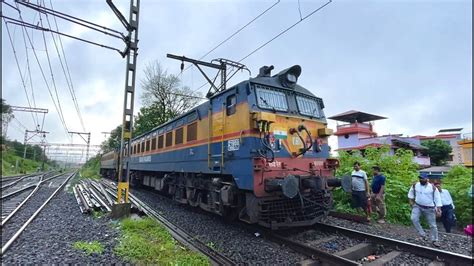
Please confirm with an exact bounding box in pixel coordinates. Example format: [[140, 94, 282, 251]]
[[101, 181, 236, 265], [1, 171, 77, 255]]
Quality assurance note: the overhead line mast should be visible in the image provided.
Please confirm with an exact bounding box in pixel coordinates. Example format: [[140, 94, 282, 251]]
[[106, 0, 140, 215]]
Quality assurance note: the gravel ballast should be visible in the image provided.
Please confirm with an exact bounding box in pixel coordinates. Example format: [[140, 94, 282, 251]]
[[2, 186, 124, 264], [324, 216, 472, 256], [131, 188, 308, 264]]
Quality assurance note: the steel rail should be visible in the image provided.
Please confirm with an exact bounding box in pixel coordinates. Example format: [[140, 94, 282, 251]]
[[1, 174, 44, 227], [101, 181, 236, 265], [0, 173, 36, 190], [0, 172, 62, 201], [1, 171, 76, 255], [315, 222, 473, 266], [262, 230, 360, 266], [1, 172, 68, 226]]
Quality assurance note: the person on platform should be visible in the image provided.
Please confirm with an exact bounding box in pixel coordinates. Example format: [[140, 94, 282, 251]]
[[370, 166, 386, 224], [351, 162, 371, 222], [434, 181, 456, 233], [408, 173, 442, 247]]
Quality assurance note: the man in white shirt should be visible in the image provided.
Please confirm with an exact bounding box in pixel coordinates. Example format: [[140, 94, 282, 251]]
[[408, 173, 442, 247], [434, 181, 456, 233], [351, 162, 370, 222]]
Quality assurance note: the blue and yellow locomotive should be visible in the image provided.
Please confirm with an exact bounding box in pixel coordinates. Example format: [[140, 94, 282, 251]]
[[101, 65, 340, 229]]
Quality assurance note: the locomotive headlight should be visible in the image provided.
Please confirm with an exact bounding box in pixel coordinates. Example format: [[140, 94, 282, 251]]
[[277, 65, 301, 88], [287, 73, 297, 83]]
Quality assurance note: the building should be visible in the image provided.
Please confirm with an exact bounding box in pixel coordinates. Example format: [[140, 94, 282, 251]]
[[458, 133, 473, 167], [412, 128, 464, 166], [328, 110, 430, 167], [419, 166, 452, 180]]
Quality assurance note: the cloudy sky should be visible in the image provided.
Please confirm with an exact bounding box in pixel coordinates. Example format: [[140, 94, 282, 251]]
[[2, 0, 472, 161]]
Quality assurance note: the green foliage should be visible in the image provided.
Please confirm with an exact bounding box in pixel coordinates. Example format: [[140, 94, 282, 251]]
[[100, 125, 122, 153], [1, 98, 12, 114], [334, 146, 419, 225], [80, 155, 101, 179], [442, 166, 473, 226], [115, 217, 209, 265], [73, 241, 104, 255], [134, 61, 202, 137], [1, 147, 50, 175], [421, 139, 453, 166]]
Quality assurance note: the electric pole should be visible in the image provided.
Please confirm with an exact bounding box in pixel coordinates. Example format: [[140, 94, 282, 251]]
[[68, 131, 91, 161], [106, 0, 140, 216]]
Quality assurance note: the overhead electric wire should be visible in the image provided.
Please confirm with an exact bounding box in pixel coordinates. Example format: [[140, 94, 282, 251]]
[[37, 10, 70, 136], [20, 24, 40, 126], [2, 16, 124, 55], [4, 16, 70, 138], [16, 0, 126, 40], [238, 0, 332, 62], [179, 0, 281, 79], [3, 18, 39, 128], [43, 0, 86, 132]]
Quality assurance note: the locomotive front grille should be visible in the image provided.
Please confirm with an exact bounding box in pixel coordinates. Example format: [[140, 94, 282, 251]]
[[258, 191, 331, 229]]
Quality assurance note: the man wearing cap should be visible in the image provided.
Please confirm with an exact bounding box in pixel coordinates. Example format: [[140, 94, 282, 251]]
[[408, 173, 442, 247]]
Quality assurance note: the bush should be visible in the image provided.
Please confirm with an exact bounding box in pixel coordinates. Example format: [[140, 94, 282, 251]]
[[333, 146, 419, 225], [442, 165, 472, 227]]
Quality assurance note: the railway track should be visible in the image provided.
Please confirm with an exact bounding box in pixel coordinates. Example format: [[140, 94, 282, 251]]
[[1, 171, 77, 255], [99, 180, 236, 266], [259, 222, 473, 266]]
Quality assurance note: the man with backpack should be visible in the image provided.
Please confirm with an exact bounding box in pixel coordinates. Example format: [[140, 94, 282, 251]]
[[408, 173, 442, 247]]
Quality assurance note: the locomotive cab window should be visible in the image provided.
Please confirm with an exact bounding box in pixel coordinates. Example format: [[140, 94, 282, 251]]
[[296, 95, 321, 118], [226, 94, 237, 116], [255, 85, 288, 111]]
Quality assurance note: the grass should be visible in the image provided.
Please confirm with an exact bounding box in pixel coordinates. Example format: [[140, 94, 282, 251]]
[[80, 155, 102, 179], [115, 217, 209, 265], [1, 149, 50, 176], [73, 240, 104, 255]]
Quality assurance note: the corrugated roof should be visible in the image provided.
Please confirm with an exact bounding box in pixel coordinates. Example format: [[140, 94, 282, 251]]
[[438, 128, 463, 133], [328, 110, 387, 123]]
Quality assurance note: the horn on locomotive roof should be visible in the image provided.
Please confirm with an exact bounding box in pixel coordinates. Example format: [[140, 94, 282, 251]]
[[257, 65, 274, 77]]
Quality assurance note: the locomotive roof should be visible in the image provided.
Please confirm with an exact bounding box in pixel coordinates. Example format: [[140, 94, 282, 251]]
[[132, 65, 322, 141]]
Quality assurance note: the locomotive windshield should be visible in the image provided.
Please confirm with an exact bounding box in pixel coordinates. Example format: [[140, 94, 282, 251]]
[[296, 95, 323, 118], [255, 85, 288, 111]]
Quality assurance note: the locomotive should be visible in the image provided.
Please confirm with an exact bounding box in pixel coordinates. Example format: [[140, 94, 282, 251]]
[[100, 65, 341, 229]]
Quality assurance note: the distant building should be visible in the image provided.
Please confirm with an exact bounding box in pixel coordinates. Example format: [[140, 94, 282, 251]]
[[328, 110, 430, 167], [419, 166, 452, 180], [412, 128, 464, 166], [458, 133, 473, 168]]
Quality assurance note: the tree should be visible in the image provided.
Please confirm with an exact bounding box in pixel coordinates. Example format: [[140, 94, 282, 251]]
[[135, 61, 202, 135], [100, 125, 122, 153], [1, 98, 14, 137], [422, 139, 453, 166]]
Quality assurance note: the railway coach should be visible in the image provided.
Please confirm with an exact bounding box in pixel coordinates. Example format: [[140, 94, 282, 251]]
[[101, 64, 341, 229]]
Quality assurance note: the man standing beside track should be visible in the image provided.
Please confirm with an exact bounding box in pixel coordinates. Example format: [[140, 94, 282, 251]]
[[370, 166, 386, 224], [408, 173, 442, 248], [351, 162, 371, 222]]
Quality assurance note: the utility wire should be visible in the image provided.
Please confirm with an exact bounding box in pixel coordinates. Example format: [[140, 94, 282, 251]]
[[38, 10, 70, 136], [3, 18, 39, 127], [20, 25, 40, 125], [239, 0, 332, 62], [179, 0, 281, 78], [4, 17, 70, 138], [2, 16, 124, 55], [43, 0, 86, 132]]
